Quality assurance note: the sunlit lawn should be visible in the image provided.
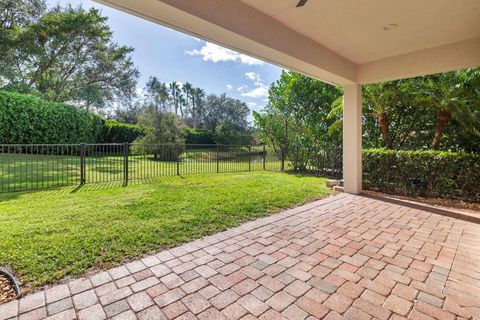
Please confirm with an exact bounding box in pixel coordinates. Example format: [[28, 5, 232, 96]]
[[0, 171, 333, 290], [0, 152, 290, 192]]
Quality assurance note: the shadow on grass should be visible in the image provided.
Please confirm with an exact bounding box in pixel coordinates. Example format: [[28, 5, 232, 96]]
[[0, 176, 187, 201], [282, 170, 337, 179], [0, 171, 321, 201]]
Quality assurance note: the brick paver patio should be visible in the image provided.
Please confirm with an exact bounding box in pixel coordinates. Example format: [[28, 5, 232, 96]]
[[1, 193, 479, 320]]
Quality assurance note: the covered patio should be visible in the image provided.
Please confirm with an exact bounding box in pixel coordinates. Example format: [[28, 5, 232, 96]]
[[2, 0, 479, 319], [2, 193, 480, 319], [94, 0, 480, 194]]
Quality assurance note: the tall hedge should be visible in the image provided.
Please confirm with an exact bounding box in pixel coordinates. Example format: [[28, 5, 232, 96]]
[[363, 149, 480, 202], [185, 128, 215, 144], [0, 91, 104, 144], [103, 120, 143, 143]]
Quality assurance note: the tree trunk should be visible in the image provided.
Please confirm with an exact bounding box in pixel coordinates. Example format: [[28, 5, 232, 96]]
[[432, 109, 452, 150], [378, 113, 391, 149], [192, 100, 197, 128]]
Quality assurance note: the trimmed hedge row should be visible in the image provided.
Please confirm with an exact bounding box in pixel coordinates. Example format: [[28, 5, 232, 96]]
[[103, 120, 143, 143], [185, 128, 215, 145], [0, 91, 105, 144], [363, 149, 480, 202], [0, 91, 143, 144]]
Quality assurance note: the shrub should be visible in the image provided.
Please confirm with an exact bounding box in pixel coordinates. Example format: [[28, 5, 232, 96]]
[[103, 120, 143, 143], [130, 144, 184, 162], [363, 149, 480, 202], [288, 142, 312, 171], [309, 145, 343, 178], [185, 128, 215, 145], [0, 90, 104, 144]]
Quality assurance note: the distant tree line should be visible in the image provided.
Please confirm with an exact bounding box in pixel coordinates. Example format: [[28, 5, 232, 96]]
[[0, 0, 254, 146], [114, 77, 253, 146]]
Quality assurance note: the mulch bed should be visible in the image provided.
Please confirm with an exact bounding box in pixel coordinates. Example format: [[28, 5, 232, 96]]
[[363, 190, 480, 212], [0, 273, 17, 304]]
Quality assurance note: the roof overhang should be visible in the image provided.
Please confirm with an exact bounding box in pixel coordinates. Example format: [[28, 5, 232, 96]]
[[95, 0, 480, 86]]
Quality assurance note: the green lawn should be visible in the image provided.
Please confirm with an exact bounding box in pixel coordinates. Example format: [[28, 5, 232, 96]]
[[0, 171, 333, 290], [0, 151, 290, 192]]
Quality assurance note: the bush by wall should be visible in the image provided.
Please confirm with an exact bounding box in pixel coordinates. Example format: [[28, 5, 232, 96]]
[[0, 90, 104, 144], [362, 148, 480, 202], [103, 120, 143, 143]]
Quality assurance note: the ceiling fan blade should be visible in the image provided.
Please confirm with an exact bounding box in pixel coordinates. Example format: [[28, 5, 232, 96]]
[[296, 0, 308, 7]]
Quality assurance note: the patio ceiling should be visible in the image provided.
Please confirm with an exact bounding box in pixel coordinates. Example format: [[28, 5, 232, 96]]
[[95, 0, 480, 85]]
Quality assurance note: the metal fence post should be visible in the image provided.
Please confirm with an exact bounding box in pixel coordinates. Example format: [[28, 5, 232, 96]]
[[248, 145, 251, 171], [176, 144, 180, 176], [263, 145, 266, 171], [216, 144, 219, 173], [80, 143, 86, 185], [124, 142, 129, 184]]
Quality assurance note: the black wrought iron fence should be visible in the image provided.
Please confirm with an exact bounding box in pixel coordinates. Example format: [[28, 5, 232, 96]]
[[0, 143, 342, 193]]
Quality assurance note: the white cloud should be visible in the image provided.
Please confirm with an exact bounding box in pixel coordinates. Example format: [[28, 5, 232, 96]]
[[240, 72, 269, 98], [237, 85, 248, 93], [226, 84, 233, 91], [186, 42, 264, 65], [240, 86, 269, 98], [245, 72, 261, 83]]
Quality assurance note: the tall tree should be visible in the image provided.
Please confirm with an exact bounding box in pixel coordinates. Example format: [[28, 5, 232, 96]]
[[182, 82, 193, 121], [136, 78, 186, 155], [191, 87, 205, 128], [146, 77, 169, 113], [144, 77, 169, 140], [201, 93, 250, 144], [0, 0, 46, 28], [328, 79, 434, 150], [254, 106, 292, 171], [257, 71, 341, 170], [169, 81, 181, 116], [418, 70, 480, 149], [0, 4, 139, 111]]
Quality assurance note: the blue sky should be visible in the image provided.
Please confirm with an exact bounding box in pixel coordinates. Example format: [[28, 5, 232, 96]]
[[46, 0, 283, 116]]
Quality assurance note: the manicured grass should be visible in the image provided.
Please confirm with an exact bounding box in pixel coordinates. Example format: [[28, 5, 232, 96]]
[[0, 152, 289, 192], [0, 172, 333, 289]]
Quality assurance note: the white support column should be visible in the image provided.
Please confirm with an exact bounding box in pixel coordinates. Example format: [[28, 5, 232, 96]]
[[343, 84, 362, 194]]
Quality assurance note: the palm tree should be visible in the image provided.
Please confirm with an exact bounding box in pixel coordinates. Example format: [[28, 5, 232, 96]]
[[420, 70, 480, 150], [182, 82, 193, 121], [177, 93, 186, 119], [146, 77, 169, 113], [363, 83, 397, 149], [327, 81, 415, 149], [327, 84, 395, 149], [191, 87, 205, 128], [169, 81, 180, 115]]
